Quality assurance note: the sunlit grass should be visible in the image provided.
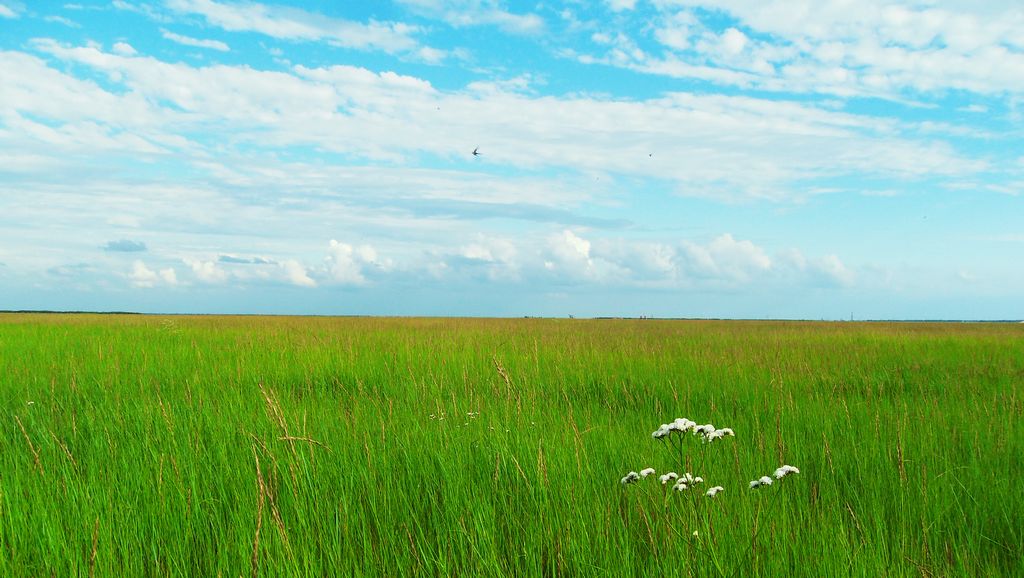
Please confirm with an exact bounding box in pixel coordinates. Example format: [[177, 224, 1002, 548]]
[[1, 314, 1021, 576]]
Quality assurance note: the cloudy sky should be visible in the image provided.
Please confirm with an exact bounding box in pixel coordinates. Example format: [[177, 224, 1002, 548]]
[[1, 0, 1022, 318]]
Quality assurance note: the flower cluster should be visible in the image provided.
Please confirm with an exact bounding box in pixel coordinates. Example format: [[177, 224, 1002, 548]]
[[651, 418, 735, 443], [750, 465, 800, 489], [672, 472, 704, 492]]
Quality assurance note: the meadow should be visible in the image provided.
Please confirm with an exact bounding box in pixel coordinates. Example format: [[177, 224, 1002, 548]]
[[0, 313, 1021, 576]]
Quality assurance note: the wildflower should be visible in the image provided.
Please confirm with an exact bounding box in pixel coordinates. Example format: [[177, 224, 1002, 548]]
[[659, 472, 679, 484], [774, 465, 800, 479], [621, 471, 641, 485], [671, 417, 696, 432], [673, 480, 689, 491], [640, 468, 656, 478], [692, 530, 699, 537], [694, 424, 716, 437], [749, 479, 761, 489], [705, 427, 735, 442], [706, 486, 724, 497], [652, 424, 672, 439], [759, 476, 773, 486]]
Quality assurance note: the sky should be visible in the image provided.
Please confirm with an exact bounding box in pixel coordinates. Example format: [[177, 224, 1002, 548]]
[[1, 0, 1022, 319]]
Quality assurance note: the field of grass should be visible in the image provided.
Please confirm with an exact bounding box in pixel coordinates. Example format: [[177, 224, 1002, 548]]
[[1, 313, 1021, 576]]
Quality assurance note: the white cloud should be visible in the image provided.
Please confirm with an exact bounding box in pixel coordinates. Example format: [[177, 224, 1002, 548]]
[[20, 41, 988, 204], [166, 0, 432, 55], [160, 29, 230, 52], [45, 15, 79, 27], [398, 0, 544, 34], [450, 236, 521, 281], [588, 1, 1024, 98], [0, 4, 18, 19], [280, 259, 316, 287], [130, 260, 177, 287], [607, 0, 637, 12], [324, 239, 383, 285], [680, 234, 771, 282], [111, 41, 137, 56], [185, 258, 229, 283]]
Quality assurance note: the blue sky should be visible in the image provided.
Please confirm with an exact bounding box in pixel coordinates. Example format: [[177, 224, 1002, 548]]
[[1, 0, 1022, 319]]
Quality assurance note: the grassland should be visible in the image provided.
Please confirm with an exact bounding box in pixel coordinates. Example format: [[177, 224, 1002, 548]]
[[0, 314, 1021, 576]]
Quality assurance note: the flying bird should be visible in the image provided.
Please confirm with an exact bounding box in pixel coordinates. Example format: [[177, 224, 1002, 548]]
[[472, 147, 481, 157]]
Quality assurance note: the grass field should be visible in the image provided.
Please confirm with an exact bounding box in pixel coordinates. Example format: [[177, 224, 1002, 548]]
[[1, 314, 1021, 576]]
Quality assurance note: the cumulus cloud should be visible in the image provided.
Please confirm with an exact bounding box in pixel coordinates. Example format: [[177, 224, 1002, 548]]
[[185, 258, 229, 283], [103, 239, 147, 252], [323, 239, 387, 285], [129, 260, 177, 287], [680, 234, 772, 282], [111, 41, 137, 56], [280, 259, 316, 287], [443, 236, 521, 281]]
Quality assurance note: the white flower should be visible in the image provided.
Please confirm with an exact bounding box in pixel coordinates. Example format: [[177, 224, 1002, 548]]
[[774, 465, 800, 479], [640, 468, 656, 478], [659, 472, 679, 484], [706, 486, 724, 497], [673, 481, 689, 491], [683, 472, 695, 484], [652, 424, 672, 439], [694, 424, 716, 437], [749, 479, 761, 489], [693, 476, 703, 484], [621, 471, 641, 485], [759, 476, 773, 486], [705, 427, 735, 442], [671, 417, 696, 432]]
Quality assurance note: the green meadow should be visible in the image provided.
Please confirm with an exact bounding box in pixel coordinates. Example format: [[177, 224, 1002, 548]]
[[1, 314, 1021, 576]]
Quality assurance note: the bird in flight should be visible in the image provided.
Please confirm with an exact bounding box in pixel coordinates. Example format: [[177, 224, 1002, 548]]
[[472, 147, 481, 157]]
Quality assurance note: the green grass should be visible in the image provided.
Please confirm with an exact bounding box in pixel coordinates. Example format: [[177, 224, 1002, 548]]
[[1, 314, 1021, 576]]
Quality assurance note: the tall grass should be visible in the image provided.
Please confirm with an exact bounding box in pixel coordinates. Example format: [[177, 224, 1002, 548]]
[[1, 314, 1021, 576]]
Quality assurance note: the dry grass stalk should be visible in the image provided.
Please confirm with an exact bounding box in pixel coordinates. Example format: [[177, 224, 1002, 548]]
[[15, 415, 44, 476], [89, 517, 99, 578], [50, 431, 78, 471]]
